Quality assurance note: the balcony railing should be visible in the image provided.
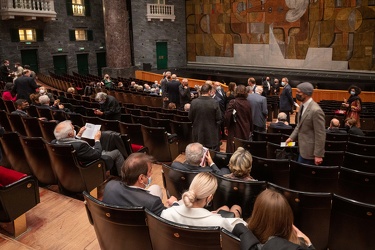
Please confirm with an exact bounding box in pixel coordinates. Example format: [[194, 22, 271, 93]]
[[0, 0, 57, 21], [146, 4, 175, 22]]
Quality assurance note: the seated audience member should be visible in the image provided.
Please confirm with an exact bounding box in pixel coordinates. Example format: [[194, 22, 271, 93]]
[[184, 103, 191, 112], [152, 80, 160, 89], [129, 81, 136, 89], [53, 120, 124, 173], [67, 87, 76, 94], [224, 147, 255, 181], [168, 102, 177, 110], [171, 143, 230, 175], [94, 92, 121, 121], [161, 172, 246, 231], [2, 82, 16, 101], [326, 118, 347, 134], [144, 84, 152, 92], [29, 93, 41, 105], [102, 74, 114, 89], [38, 86, 55, 103], [12, 99, 29, 116], [233, 189, 314, 250], [117, 82, 124, 88], [84, 82, 95, 97], [345, 118, 365, 136], [103, 153, 177, 216], [269, 112, 293, 129]]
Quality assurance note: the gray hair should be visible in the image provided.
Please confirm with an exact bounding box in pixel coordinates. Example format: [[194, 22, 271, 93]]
[[39, 95, 50, 105], [277, 112, 287, 121], [54, 120, 73, 140], [95, 92, 108, 102], [185, 143, 204, 165]]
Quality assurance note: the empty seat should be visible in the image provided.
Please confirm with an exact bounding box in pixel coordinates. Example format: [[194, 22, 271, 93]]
[[100, 118, 120, 132], [337, 167, 375, 204], [131, 114, 150, 126], [325, 132, 348, 142], [149, 117, 171, 133], [343, 152, 375, 173], [348, 134, 375, 145], [83, 192, 152, 250], [321, 150, 345, 166], [45, 143, 106, 196], [7, 113, 27, 136], [325, 140, 347, 151], [328, 194, 375, 250], [212, 173, 267, 219], [19, 136, 57, 185], [118, 122, 144, 146], [268, 183, 332, 250], [161, 164, 199, 199], [169, 120, 193, 154], [251, 156, 290, 188], [267, 126, 294, 135], [346, 141, 375, 156], [233, 137, 267, 158], [0, 110, 11, 132], [145, 209, 221, 250], [289, 160, 339, 193], [39, 120, 58, 142], [141, 125, 179, 162], [21, 116, 43, 137], [253, 131, 289, 143], [208, 150, 232, 169], [0, 166, 40, 236]]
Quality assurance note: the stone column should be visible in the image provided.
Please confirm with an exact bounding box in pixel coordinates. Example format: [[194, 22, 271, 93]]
[[102, 0, 134, 77]]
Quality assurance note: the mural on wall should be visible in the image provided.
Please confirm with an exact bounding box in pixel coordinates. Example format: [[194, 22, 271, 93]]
[[186, 0, 375, 70]]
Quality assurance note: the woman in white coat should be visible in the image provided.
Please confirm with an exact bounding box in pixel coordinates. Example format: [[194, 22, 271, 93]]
[[161, 172, 246, 231]]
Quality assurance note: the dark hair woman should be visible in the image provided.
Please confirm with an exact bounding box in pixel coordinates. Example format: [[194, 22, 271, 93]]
[[343, 85, 362, 127]]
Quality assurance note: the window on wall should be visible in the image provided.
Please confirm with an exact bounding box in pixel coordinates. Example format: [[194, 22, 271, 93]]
[[19, 29, 36, 41], [69, 29, 93, 41], [72, 0, 85, 16], [66, 0, 90, 16]]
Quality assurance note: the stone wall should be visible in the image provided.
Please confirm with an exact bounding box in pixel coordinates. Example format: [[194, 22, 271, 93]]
[[130, 0, 187, 70], [0, 0, 105, 75]]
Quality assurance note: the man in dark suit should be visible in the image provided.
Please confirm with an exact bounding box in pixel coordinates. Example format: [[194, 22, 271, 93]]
[[166, 74, 181, 108], [269, 112, 293, 130], [13, 69, 38, 103], [11, 99, 30, 117], [345, 118, 365, 136], [247, 86, 268, 132], [171, 143, 230, 175], [326, 118, 347, 134], [94, 92, 121, 120], [179, 78, 191, 110], [189, 84, 222, 151], [102, 153, 177, 216], [286, 82, 326, 166], [0, 60, 11, 82], [53, 120, 125, 173], [279, 77, 294, 124], [262, 76, 272, 96]]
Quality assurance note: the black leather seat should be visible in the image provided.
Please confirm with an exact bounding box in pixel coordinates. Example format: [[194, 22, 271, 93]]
[[267, 126, 294, 135], [289, 160, 339, 193], [0, 166, 40, 237], [212, 173, 267, 219], [149, 117, 171, 133], [7, 113, 27, 136], [233, 137, 267, 158], [169, 120, 193, 154], [45, 143, 106, 197], [346, 141, 375, 156], [328, 194, 375, 250], [83, 192, 152, 250], [161, 164, 199, 199], [100, 118, 120, 132], [321, 150, 345, 166], [268, 183, 332, 250], [251, 155, 290, 187], [266, 142, 299, 160], [208, 150, 232, 169], [337, 167, 375, 204], [118, 122, 144, 146], [220, 228, 240, 250], [325, 132, 348, 141], [145, 209, 222, 250], [131, 114, 151, 126], [325, 140, 347, 151], [38, 119, 58, 142], [348, 134, 375, 145], [343, 151, 375, 173]]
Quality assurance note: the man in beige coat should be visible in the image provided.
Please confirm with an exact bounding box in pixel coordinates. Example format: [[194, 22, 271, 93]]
[[285, 82, 325, 165]]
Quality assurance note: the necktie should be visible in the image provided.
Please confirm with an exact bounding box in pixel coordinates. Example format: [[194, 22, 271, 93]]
[[299, 105, 304, 123]]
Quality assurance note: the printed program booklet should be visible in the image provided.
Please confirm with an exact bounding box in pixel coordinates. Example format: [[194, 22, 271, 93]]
[[81, 123, 101, 139]]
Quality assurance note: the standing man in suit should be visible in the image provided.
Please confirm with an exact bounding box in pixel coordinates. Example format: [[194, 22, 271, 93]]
[[262, 76, 272, 96], [0, 60, 11, 82], [286, 82, 325, 165], [166, 74, 181, 108], [94, 92, 121, 121], [279, 77, 294, 124], [102, 153, 177, 216], [213, 81, 226, 139], [160, 71, 171, 108], [179, 78, 191, 110], [247, 86, 268, 132], [189, 84, 222, 151], [13, 69, 38, 103]]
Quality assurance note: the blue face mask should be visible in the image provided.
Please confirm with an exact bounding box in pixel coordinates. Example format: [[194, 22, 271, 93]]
[[350, 91, 355, 95], [143, 176, 152, 188]]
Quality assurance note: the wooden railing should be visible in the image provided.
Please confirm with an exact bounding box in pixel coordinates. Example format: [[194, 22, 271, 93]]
[[135, 70, 375, 103]]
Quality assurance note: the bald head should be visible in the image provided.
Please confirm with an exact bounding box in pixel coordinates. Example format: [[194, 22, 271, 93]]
[[330, 118, 340, 128]]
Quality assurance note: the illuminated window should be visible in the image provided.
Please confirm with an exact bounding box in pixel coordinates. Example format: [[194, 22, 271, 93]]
[[19, 29, 36, 42], [72, 0, 85, 16], [75, 29, 87, 41]]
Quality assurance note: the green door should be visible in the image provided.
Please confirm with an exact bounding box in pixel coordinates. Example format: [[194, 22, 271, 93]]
[[21, 49, 39, 72], [53, 55, 67, 75], [77, 54, 89, 75], [96, 52, 106, 77], [156, 42, 168, 70]]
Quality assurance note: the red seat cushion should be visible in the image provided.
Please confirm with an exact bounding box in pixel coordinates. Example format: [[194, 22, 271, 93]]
[[131, 144, 144, 152], [0, 166, 27, 187]]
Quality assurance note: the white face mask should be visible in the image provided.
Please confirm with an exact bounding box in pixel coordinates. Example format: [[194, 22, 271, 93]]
[[281, 81, 286, 86], [39, 89, 45, 94]]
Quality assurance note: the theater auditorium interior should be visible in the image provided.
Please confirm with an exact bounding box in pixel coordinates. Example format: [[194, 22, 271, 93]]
[[0, 1, 375, 249]]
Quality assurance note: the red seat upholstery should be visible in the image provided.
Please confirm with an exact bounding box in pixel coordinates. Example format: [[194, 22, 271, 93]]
[[0, 166, 27, 187]]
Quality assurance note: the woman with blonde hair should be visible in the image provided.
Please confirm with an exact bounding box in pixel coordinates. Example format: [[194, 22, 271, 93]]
[[233, 189, 314, 249], [161, 172, 246, 231], [224, 147, 255, 181]]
